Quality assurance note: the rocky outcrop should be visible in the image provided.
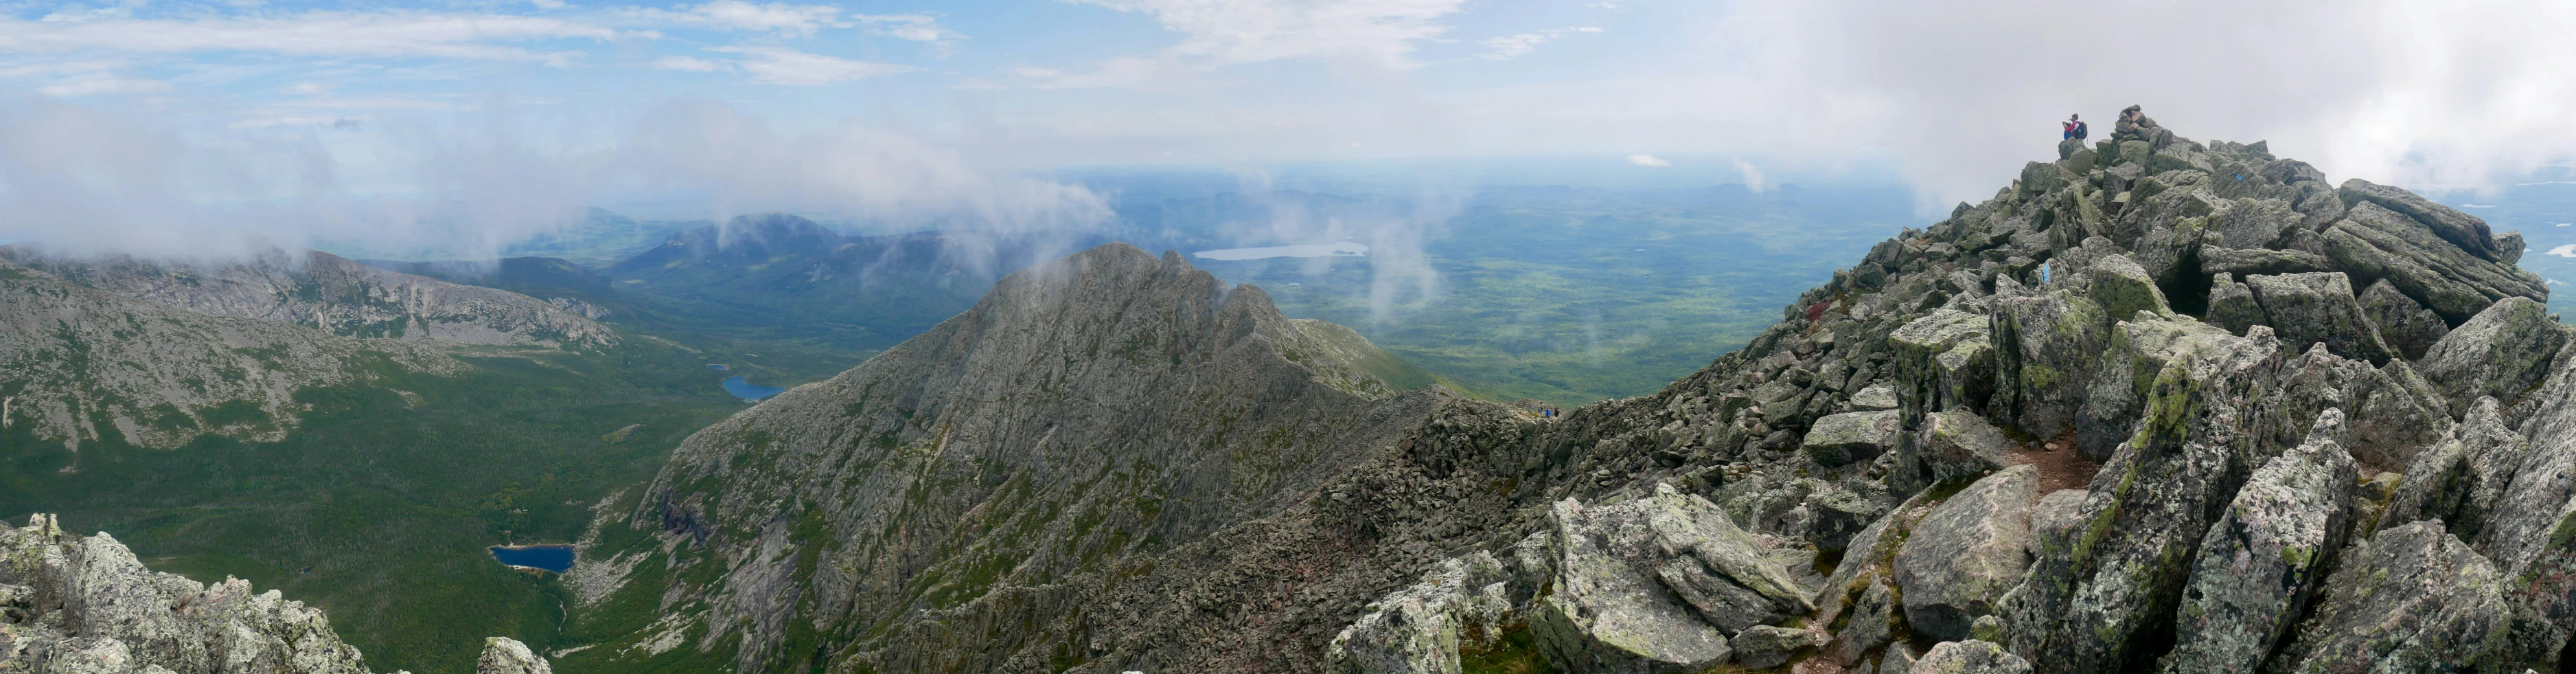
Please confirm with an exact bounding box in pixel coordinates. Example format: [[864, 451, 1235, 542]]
[[0, 260, 460, 450], [2319, 201, 2544, 326], [2416, 296, 2570, 414], [0, 247, 615, 350], [0, 514, 385, 674], [1910, 640, 2032, 674], [2270, 521, 2508, 672], [2157, 412, 2357, 673], [1530, 484, 1810, 672], [2240, 272, 2394, 364], [476, 637, 552, 674], [2358, 278, 2450, 361], [1893, 466, 2035, 642], [1326, 553, 1513, 674]]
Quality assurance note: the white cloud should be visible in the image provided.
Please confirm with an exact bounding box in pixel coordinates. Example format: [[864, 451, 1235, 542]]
[[0, 11, 628, 63], [36, 74, 168, 97], [854, 14, 963, 44], [1033, 0, 1464, 89], [708, 46, 911, 85], [652, 55, 722, 72], [1480, 26, 1602, 60], [636, 0, 844, 36], [1625, 154, 1668, 167], [1732, 157, 1767, 192]]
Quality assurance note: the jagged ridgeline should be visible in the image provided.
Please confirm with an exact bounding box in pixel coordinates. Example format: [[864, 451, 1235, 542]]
[[561, 124, 2574, 674]]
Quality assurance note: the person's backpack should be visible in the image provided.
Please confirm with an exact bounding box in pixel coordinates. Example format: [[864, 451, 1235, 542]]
[[2073, 120, 2089, 139]]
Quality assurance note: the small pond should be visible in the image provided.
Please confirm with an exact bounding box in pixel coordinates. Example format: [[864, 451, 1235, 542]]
[[708, 363, 730, 370], [1193, 242, 1369, 261], [490, 544, 575, 572], [724, 376, 786, 401]]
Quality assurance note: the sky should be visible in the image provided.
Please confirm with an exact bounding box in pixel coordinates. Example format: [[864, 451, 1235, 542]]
[[1, 0, 2573, 258]]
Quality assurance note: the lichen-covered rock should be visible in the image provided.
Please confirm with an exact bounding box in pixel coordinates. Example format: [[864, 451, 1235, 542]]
[[1990, 289, 2110, 442], [1806, 410, 1902, 467], [2270, 521, 2508, 673], [2158, 412, 2358, 674], [477, 637, 553, 674], [2073, 314, 2264, 460], [1892, 309, 1996, 423], [1729, 625, 1825, 669], [2025, 489, 2086, 558], [2205, 273, 2266, 337], [1909, 640, 2032, 674], [2242, 272, 2395, 364], [1813, 492, 1937, 665], [1532, 484, 1811, 673], [2358, 278, 2450, 361], [0, 514, 382, 674], [1892, 411, 2012, 495], [2086, 254, 2172, 324], [2201, 246, 2333, 278], [2382, 398, 2527, 542], [1329, 552, 1515, 674], [2320, 201, 2545, 326], [2337, 178, 2511, 264], [2417, 297, 2570, 414], [1893, 466, 2036, 642], [1802, 484, 1886, 554], [2012, 333, 2281, 674], [1848, 383, 1899, 412]]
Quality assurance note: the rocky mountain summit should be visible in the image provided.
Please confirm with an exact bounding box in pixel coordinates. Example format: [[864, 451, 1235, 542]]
[[0, 246, 616, 350], [555, 120, 2575, 674]]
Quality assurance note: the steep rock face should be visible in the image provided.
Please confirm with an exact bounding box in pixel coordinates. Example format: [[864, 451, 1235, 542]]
[[0, 515, 385, 674], [591, 244, 1431, 673], [0, 247, 614, 350], [0, 261, 459, 449], [2157, 412, 2357, 674]]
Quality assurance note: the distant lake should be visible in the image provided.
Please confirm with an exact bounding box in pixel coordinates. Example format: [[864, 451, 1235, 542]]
[[707, 363, 729, 370], [1194, 242, 1369, 260], [724, 376, 785, 401], [490, 544, 573, 572]]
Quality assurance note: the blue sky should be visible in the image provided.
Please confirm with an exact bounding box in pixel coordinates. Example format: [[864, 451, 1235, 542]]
[[1, 0, 2573, 257]]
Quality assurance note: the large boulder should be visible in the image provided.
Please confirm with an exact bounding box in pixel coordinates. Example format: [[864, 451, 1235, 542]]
[[1813, 492, 1938, 665], [2270, 521, 2509, 673], [1892, 466, 2037, 642], [1329, 552, 1516, 674], [1806, 410, 1902, 467], [1531, 484, 1812, 673], [2242, 272, 2395, 365], [1892, 309, 1997, 424], [2338, 178, 2509, 263], [2204, 274, 2266, 337], [1892, 411, 2012, 495], [2321, 201, 2545, 326], [478, 637, 553, 674], [2381, 398, 2528, 543], [2086, 254, 2172, 323], [2417, 297, 2570, 415], [1908, 640, 2033, 674], [2072, 314, 2266, 461], [1989, 289, 2111, 442], [1730, 625, 1827, 669], [2157, 412, 2359, 674], [2011, 333, 2281, 674], [2358, 278, 2450, 361], [2200, 246, 2334, 277]]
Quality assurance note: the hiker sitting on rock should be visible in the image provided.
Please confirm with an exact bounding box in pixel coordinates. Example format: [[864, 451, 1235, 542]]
[[2062, 113, 2087, 140], [2113, 104, 2174, 150]]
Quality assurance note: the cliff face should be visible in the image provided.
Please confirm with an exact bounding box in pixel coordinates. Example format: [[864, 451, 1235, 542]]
[[0, 513, 376, 674], [0, 247, 616, 350], [572, 124, 2576, 674], [0, 261, 461, 450], [569, 243, 1436, 672]]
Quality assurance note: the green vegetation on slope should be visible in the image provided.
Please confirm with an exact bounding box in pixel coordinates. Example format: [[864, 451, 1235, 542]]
[[0, 335, 749, 673]]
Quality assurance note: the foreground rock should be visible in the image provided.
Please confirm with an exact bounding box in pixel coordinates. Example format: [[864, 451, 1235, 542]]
[[2157, 412, 2358, 674], [1892, 466, 2036, 642], [0, 514, 380, 674], [1328, 553, 1514, 674], [2270, 521, 2507, 672], [1531, 484, 1810, 672], [477, 637, 553, 674], [1909, 640, 2032, 674]]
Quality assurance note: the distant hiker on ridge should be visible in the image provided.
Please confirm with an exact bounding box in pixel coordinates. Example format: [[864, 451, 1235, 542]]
[[2062, 113, 2087, 140], [2114, 104, 2173, 150]]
